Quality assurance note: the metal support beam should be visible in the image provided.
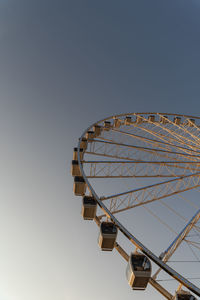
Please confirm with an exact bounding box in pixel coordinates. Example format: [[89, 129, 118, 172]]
[[149, 278, 173, 300], [153, 208, 200, 280], [93, 139, 200, 159]]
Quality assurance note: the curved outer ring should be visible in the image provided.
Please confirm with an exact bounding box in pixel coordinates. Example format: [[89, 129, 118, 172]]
[[77, 112, 200, 297]]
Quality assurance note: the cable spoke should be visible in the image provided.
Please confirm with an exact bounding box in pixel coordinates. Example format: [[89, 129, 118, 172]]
[[152, 209, 200, 279]]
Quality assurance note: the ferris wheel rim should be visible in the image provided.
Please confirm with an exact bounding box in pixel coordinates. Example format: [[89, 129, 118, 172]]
[[76, 112, 200, 297]]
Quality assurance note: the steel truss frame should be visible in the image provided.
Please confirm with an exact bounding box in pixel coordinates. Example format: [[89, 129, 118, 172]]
[[76, 112, 200, 299]]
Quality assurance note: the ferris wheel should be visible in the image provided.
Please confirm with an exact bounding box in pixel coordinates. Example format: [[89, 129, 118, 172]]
[[71, 113, 200, 300]]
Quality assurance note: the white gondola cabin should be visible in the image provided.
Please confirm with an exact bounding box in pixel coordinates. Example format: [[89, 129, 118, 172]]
[[104, 121, 112, 131], [81, 196, 97, 220], [71, 160, 81, 176], [98, 222, 118, 251], [73, 147, 84, 160], [125, 116, 132, 125], [175, 290, 196, 300], [73, 176, 86, 196], [126, 253, 151, 290], [93, 125, 102, 137]]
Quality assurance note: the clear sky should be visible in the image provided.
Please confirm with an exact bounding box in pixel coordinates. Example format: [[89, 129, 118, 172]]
[[1, 1, 200, 300]]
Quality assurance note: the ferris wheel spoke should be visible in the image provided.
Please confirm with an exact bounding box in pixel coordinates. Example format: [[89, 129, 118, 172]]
[[153, 209, 200, 280], [112, 127, 200, 156], [125, 119, 200, 153], [124, 115, 200, 153], [186, 242, 200, 268], [86, 150, 200, 168], [182, 123, 200, 145], [91, 139, 200, 161], [99, 172, 200, 217], [85, 150, 140, 161], [141, 114, 200, 150], [157, 113, 200, 146], [87, 142, 200, 170], [84, 160, 200, 178], [184, 241, 200, 251], [184, 118, 200, 136], [140, 114, 196, 147], [142, 205, 178, 234], [159, 200, 187, 222]]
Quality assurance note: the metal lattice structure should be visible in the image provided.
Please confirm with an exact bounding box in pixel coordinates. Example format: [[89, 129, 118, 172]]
[[72, 113, 200, 299]]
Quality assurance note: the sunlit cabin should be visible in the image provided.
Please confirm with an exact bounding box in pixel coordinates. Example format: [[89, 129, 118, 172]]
[[174, 117, 181, 125], [73, 176, 86, 196], [86, 130, 95, 140], [126, 253, 151, 290], [136, 115, 143, 124], [93, 125, 102, 137], [98, 222, 118, 251], [79, 137, 88, 150], [148, 115, 155, 122], [71, 160, 81, 176], [175, 290, 196, 300], [81, 196, 97, 220], [125, 116, 132, 125], [113, 118, 121, 128], [187, 118, 195, 127], [104, 121, 112, 131], [160, 115, 168, 124], [73, 147, 84, 160]]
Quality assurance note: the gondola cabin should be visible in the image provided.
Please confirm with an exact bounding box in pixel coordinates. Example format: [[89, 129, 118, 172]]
[[175, 290, 196, 300], [71, 160, 81, 176], [160, 115, 168, 124], [113, 118, 121, 128], [98, 222, 118, 251], [148, 115, 155, 122], [187, 118, 195, 127], [126, 253, 151, 290], [81, 196, 97, 220], [73, 147, 83, 160], [104, 121, 112, 131], [136, 115, 143, 124], [93, 125, 102, 137], [73, 176, 86, 196], [79, 137, 88, 150], [125, 116, 132, 125], [174, 117, 181, 125], [86, 131, 95, 140]]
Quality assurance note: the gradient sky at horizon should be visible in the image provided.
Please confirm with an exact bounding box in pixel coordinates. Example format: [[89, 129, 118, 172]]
[[1, 1, 200, 299]]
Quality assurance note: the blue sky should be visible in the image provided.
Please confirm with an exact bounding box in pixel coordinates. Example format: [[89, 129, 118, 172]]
[[0, 1, 200, 299]]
